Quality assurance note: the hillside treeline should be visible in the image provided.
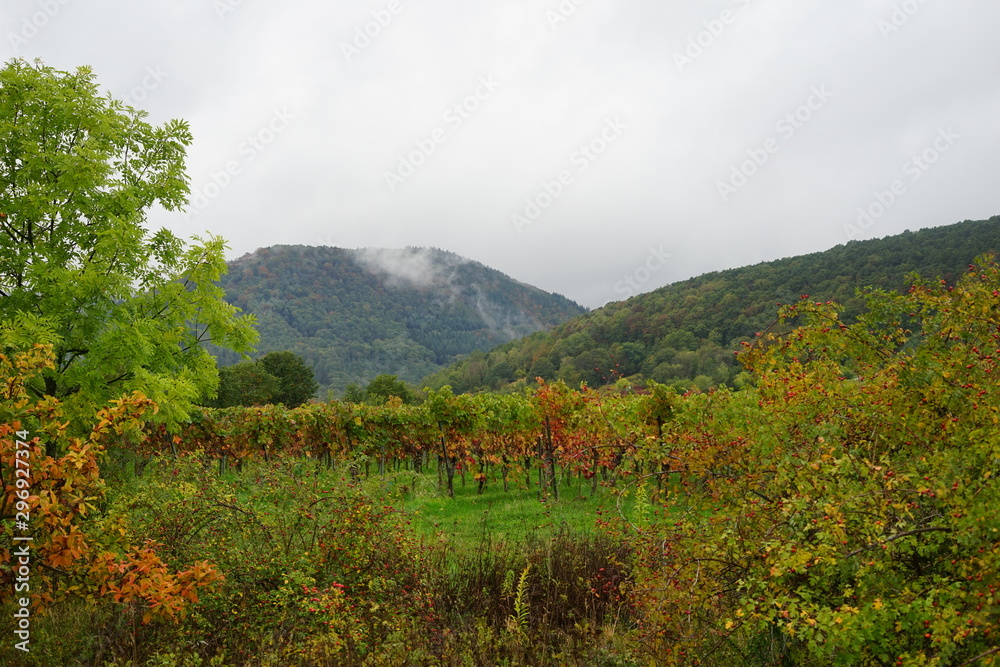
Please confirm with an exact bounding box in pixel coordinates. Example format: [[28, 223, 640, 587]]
[[212, 245, 585, 396], [424, 216, 1000, 393]]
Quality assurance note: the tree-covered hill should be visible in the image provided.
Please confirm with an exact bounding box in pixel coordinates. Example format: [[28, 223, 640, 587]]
[[212, 245, 586, 396], [423, 215, 1000, 393]]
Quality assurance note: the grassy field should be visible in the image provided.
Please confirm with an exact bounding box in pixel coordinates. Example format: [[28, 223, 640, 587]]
[[353, 465, 651, 549], [51, 452, 640, 666]]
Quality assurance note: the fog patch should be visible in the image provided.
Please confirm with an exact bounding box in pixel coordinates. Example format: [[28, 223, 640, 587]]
[[351, 247, 544, 342]]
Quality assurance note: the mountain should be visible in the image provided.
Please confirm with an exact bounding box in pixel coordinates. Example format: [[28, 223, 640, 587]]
[[212, 245, 587, 396], [422, 215, 1000, 393]]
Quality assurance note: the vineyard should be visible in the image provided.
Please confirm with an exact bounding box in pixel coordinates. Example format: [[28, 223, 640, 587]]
[[4, 260, 1000, 665], [3, 58, 998, 666], [138, 378, 669, 502]]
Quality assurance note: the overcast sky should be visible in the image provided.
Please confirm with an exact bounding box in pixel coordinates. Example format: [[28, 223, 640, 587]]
[[3, 0, 998, 308]]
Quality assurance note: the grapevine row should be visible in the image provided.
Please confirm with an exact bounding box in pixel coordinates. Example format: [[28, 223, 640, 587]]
[[138, 382, 680, 497]]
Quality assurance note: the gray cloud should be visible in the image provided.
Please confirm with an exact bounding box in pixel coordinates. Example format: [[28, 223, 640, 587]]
[[353, 247, 462, 290], [3, 0, 998, 308], [351, 246, 544, 340]]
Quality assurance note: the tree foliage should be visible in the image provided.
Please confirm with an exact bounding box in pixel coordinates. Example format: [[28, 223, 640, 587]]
[[210, 245, 586, 396], [0, 59, 257, 429], [425, 216, 1000, 394], [212, 361, 281, 409], [342, 373, 415, 406], [258, 350, 318, 407], [211, 351, 317, 408], [362, 373, 415, 405], [138, 259, 1000, 665], [0, 342, 222, 624], [628, 258, 1000, 665]]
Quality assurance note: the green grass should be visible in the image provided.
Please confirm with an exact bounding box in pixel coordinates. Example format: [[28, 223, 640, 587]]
[[357, 466, 650, 550], [76, 453, 642, 666], [105, 450, 654, 552]]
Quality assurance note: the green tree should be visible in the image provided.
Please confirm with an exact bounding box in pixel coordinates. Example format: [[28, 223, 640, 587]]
[[0, 59, 257, 428], [363, 374, 415, 405], [485, 358, 516, 387], [528, 357, 556, 381], [341, 383, 366, 404], [213, 361, 280, 407], [210, 352, 316, 407], [259, 350, 318, 407]]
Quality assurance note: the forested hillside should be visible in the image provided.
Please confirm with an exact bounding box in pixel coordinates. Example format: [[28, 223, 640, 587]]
[[212, 245, 586, 396], [423, 216, 1000, 393]]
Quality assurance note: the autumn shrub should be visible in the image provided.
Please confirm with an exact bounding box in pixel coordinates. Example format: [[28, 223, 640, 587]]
[[0, 342, 223, 667], [626, 260, 1000, 665], [18, 259, 999, 665], [108, 453, 448, 665]]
